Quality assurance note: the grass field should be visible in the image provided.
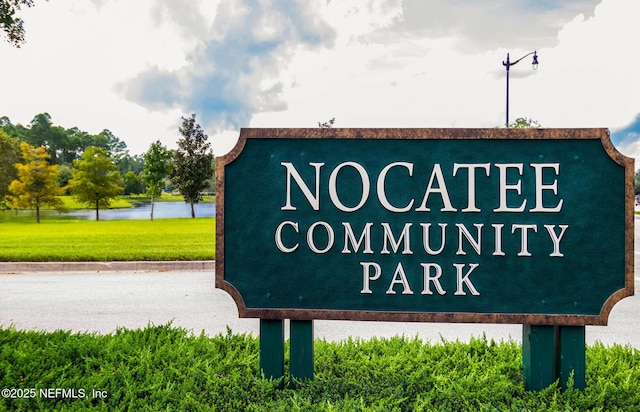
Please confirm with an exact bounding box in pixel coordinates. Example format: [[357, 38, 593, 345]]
[[0, 218, 215, 261], [57, 196, 134, 209]]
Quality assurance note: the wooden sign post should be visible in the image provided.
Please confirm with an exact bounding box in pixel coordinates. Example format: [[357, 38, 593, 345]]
[[216, 128, 634, 390]]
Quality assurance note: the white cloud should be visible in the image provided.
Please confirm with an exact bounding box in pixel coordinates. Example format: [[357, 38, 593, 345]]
[[254, 0, 640, 146], [118, 0, 336, 144], [511, 0, 640, 155], [380, 0, 600, 50]]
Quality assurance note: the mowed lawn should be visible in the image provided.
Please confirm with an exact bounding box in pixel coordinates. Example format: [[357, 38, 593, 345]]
[[0, 218, 215, 261]]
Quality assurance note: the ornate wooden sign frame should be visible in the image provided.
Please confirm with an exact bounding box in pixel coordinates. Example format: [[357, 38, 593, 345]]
[[216, 128, 634, 326]]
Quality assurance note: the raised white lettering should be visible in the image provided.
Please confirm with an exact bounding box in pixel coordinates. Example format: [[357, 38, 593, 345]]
[[530, 163, 564, 212], [281, 162, 324, 211], [415, 164, 457, 212], [456, 223, 483, 256], [275, 220, 299, 253], [307, 221, 334, 253], [385, 262, 414, 295], [421, 263, 446, 295], [360, 262, 381, 294], [492, 223, 505, 256], [494, 163, 526, 212], [453, 163, 490, 212], [544, 224, 569, 257], [342, 222, 374, 254], [381, 223, 413, 255], [453, 263, 480, 296], [512, 224, 538, 256], [377, 162, 415, 212], [420, 223, 447, 255], [328, 161, 370, 212]]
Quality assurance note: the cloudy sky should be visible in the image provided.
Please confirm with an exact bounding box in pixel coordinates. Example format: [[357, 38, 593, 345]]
[[1, 0, 639, 161]]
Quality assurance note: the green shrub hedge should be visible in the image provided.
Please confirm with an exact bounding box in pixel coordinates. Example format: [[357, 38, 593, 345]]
[[1, 324, 639, 411]]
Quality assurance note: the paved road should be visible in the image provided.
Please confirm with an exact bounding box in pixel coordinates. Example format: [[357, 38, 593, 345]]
[[0, 270, 638, 348], [1, 220, 639, 348]]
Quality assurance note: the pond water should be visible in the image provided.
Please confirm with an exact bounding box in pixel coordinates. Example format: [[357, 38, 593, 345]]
[[7, 202, 216, 221]]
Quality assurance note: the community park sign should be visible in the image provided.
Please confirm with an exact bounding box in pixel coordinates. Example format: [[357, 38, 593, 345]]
[[216, 128, 634, 327]]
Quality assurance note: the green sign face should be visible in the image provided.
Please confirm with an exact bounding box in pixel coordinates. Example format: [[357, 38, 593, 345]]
[[216, 128, 634, 325]]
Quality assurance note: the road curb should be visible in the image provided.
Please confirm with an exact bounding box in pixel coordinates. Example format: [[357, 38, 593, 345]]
[[0, 261, 215, 273]]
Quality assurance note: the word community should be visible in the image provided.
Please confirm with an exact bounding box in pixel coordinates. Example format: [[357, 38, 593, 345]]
[[274, 161, 569, 297]]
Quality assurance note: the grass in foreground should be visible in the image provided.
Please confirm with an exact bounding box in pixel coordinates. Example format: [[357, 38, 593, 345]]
[[0, 218, 215, 261], [0, 324, 638, 411]]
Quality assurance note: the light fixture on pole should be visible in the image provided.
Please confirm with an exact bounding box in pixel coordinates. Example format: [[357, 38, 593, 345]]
[[502, 50, 538, 126]]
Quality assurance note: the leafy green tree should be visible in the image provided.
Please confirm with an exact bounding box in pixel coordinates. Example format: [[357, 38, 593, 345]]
[[143, 140, 171, 221], [56, 164, 72, 195], [0, 0, 38, 47], [69, 146, 122, 221], [170, 114, 214, 218], [6, 142, 66, 222], [65, 127, 95, 162], [117, 153, 144, 176], [26, 113, 68, 164], [0, 129, 21, 208], [123, 171, 143, 196], [26, 112, 52, 147], [0, 115, 26, 139], [1, 115, 147, 174], [94, 129, 128, 160]]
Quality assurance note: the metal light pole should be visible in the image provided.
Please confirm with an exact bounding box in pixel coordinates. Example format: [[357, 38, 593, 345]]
[[502, 51, 538, 126]]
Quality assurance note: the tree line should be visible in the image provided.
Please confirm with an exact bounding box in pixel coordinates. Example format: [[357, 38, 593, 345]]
[[0, 113, 214, 222]]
